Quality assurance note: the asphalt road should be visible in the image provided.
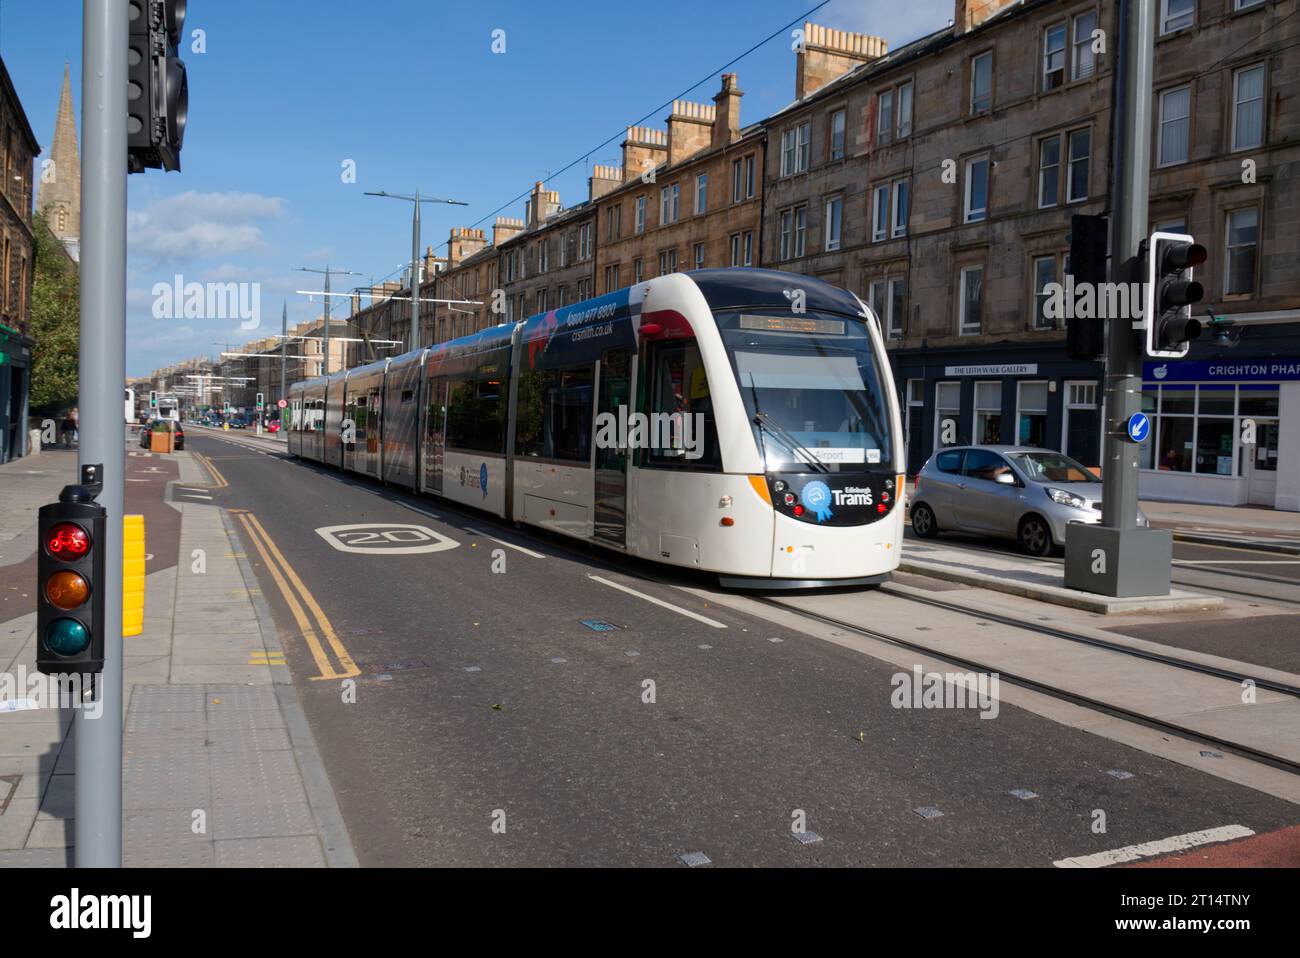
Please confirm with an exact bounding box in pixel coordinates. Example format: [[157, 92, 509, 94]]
[[187, 430, 1300, 867]]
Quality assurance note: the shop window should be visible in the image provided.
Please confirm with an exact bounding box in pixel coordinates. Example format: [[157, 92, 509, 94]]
[[1016, 381, 1049, 447], [935, 381, 961, 447], [974, 381, 1002, 444], [1195, 419, 1235, 475]]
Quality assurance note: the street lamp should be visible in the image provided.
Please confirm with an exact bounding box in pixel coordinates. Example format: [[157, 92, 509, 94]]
[[364, 190, 467, 351], [294, 266, 362, 376]]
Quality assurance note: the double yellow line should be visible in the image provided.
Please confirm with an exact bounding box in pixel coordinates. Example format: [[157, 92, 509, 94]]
[[233, 510, 359, 681], [193, 452, 229, 488]]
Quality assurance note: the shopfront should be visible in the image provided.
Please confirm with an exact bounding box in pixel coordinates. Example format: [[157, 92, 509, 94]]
[[0, 323, 32, 463], [892, 344, 1103, 476], [1139, 356, 1300, 511]]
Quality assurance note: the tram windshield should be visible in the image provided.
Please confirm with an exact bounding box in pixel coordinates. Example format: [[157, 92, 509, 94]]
[[719, 310, 893, 472]]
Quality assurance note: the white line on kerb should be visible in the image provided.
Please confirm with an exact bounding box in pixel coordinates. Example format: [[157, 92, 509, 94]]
[[588, 575, 727, 629], [1053, 824, 1254, 868], [465, 528, 546, 559]]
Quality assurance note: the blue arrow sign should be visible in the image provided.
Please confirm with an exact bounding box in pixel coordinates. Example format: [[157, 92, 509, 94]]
[[1126, 411, 1151, 444]]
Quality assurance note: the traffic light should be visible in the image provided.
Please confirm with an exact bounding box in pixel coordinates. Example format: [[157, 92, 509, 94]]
[[1145, 231, 1207, 358], [36, 486, 107, 676], [1066, 213, 1108, 360], [127, 0, 187, 173], [149, 389, 157, 409], [256, 392, 265, 411]]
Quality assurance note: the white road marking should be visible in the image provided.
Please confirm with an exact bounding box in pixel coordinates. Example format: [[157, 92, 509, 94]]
[[316, 523, 459, 555], [588, 575, 727, 629], [465, 527, 545, 559], [1174, 559, 1300, 565], [1052, 824, 1255, 868]]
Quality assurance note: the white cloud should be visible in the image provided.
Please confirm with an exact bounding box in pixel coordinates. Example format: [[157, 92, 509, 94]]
[[127, 190, 287, 261]]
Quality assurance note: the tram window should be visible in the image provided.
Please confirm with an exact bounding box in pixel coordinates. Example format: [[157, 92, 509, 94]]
[[515, 365, 594, 463], [644, 342, 721, 469], [446, 377, 506, 453]]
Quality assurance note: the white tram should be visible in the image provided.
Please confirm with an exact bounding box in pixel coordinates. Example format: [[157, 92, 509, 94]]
[[288, 269, 905, 587]]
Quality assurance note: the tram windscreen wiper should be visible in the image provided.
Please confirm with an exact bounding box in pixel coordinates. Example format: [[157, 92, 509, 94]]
[[745, 373, 828, 473]]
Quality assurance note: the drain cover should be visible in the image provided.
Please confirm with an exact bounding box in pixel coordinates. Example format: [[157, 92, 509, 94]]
[[581, 619, 621, 632]]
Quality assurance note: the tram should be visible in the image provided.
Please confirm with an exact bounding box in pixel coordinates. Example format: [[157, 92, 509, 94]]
[[288, 269, 905, 587]]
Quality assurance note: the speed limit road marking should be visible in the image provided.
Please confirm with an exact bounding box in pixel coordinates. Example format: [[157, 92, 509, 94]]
[[315, 523, 460, 555]]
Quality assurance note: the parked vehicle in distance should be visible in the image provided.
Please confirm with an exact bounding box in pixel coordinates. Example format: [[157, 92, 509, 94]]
[[909, 445, 1148, 556], [138, 417, 185, 450]]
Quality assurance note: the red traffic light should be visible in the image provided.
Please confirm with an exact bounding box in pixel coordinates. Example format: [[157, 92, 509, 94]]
[[1163, 241, 1207, 271], [46, 522, 91, 560]]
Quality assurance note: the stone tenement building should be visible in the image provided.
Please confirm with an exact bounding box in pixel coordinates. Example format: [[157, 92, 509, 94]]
[[0, 56, 39, 462], [340, 0, 1298, 509]]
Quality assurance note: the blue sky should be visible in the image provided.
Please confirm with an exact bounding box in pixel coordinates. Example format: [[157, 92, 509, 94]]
[[1, 0, 952, 376]]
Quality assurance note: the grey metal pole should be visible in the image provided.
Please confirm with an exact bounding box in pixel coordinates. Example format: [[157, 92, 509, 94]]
[[77, 0, 127, 867], [280, 301, 287, 405], [411, 190, 421, 351], [1101, 0, 1154, 531], [323, 267, 332, 376]]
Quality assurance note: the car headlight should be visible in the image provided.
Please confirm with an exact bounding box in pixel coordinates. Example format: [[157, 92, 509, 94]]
[[1046, 487, 1087, 509]]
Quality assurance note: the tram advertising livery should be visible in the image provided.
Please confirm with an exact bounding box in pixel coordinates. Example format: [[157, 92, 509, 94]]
[[288, 269, 906, 587]]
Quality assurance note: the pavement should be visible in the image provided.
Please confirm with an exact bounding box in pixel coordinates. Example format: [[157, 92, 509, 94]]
[[0, 436, 354, 867]]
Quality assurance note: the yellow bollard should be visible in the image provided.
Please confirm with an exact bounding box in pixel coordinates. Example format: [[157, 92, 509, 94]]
[[123, 515, 146, 637]]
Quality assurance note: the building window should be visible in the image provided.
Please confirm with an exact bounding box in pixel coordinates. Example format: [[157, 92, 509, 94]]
[[1225, 207, 1259, 296], [537, 288, 549, 312], [560, 234, 569, 268], [780, 207, 808, 260], [607, 204, 621, 241], [1016, 382, 1049, 447], [971, 51, 993, 114], [659, 250, 678, 275], [824, 196, 843, 252], [694, 243, 705, 269], [539, 242, 549, 273], [734, 158, 745, 200], [1160, 0, 1194, 35], [869, 277, 906, 340], [1232, 64, 1265, 152], [829, 109, 846, 160], [964, 156, 989, 223], [936, 382, 962, 448], [975, 381, 1003, 444], [634, 258, 644, 284], [1033, 256, 1059, 329], [743, 231, 753, 267], [891, 180, 909, 238], [877, 88, 893, 146], [794, 206, 806, 258], [897, 81, 913, 139], [744, 153, 757, 197], [696, 173, 707, 214], [730, 234, 741, 267], [780, 126, 809, 176], [959, 266, 983, 335], [1234, 0, 1265, 8], [580, 223, 593, 259], [1067, 129, 1090, 202], [780, 209, 793, 261], [1039, 136, 1061, 208], [1043, 22, 1067, 90], [635, 196, 646, 234], [1158, 86, 1191, 166], [661, 184, 680, 224], [1072, 11, 1098, 80], [604, 264, 620, 293], [872, 184, 889, 242]]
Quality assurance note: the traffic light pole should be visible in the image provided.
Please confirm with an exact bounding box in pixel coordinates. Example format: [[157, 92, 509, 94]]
[[1064, 0, 1173, 598], [77, 0, 127, 866]]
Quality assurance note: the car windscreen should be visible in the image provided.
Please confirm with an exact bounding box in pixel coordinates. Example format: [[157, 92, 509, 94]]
[[1007, 451, 1100, 482]]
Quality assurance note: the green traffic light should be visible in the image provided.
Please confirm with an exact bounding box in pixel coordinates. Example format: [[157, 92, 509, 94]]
[[45, 618, 90, 657]]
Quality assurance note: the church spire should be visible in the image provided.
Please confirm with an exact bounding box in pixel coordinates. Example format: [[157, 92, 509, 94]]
[[36, 61, 81, 258]]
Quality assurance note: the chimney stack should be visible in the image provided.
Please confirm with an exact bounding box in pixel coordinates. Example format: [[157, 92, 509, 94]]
[[621, 126, 668, 184], [953, 0, 1021, 35], [712, 74, 743, 149], [589, 164, 623, 201], [667, 99, 716, 165], [448, 227, 488, 268], [493, 216, 525, 247], [795, 22, 886, 100], [525, 181, 561, 228]]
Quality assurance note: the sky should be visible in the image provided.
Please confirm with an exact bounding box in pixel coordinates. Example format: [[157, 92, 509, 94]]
[[0, 0, 953, 377]]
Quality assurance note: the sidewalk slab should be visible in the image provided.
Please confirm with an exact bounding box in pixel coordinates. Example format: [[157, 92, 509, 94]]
[[900, 541, 1224, 614]]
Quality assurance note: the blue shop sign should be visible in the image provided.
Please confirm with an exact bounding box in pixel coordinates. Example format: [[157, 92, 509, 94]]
[[1143, 359, 1300, 383]]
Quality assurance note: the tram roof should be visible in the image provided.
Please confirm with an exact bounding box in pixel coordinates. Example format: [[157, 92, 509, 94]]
[[684, 268, 867, 319]]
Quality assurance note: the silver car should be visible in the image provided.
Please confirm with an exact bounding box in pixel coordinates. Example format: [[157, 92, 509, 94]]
[[909, 445, 1149, 556]]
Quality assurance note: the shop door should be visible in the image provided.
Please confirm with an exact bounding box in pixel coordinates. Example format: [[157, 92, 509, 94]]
[[1243, 420, 1279, 506]]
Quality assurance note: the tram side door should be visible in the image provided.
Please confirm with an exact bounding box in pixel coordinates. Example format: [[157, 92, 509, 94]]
[[425, 379, 447, 494], [594, 348, 631, 545]]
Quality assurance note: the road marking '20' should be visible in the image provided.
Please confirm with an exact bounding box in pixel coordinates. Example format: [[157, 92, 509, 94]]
[[315, 523, 460, 555]]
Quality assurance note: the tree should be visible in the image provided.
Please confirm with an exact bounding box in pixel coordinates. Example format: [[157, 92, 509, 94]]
[[28, 213, 79, 414]]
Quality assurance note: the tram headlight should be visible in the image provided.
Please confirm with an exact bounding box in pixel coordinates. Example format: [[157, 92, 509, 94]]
[[774, 480, 787, 493]]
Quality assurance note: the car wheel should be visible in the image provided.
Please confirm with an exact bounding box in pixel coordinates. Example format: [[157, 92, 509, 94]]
[[1018, 515, 1053, 556], [910, 502, 939, 539]]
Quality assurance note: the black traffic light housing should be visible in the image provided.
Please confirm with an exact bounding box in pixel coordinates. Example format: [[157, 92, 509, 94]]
[[36, 485, 107, 676], [1145, 231, 1207, 358], [1066, 213, 1108, 360], [128, 0, 187, 173]]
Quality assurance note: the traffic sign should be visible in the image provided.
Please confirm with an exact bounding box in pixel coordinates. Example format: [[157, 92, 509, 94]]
[[277, 399, 288, 409], [1125, 412, 1151, 444]]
